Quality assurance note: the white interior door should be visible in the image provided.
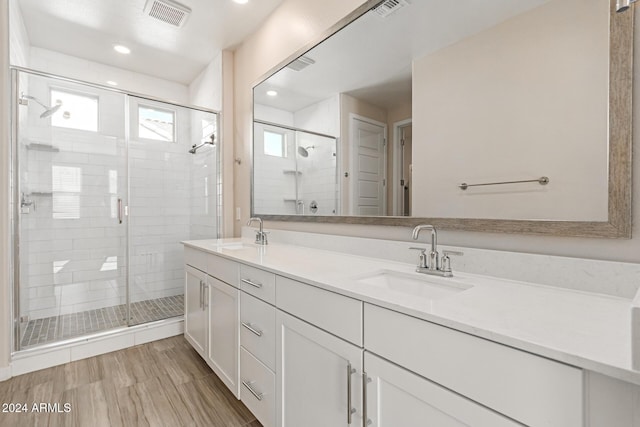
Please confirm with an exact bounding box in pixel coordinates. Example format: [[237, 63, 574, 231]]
[[350, 117, 387, 216]]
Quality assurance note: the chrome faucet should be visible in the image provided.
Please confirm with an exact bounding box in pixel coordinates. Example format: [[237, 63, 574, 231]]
[[410, 225, 462, 277], [247, 217, 268, 245]]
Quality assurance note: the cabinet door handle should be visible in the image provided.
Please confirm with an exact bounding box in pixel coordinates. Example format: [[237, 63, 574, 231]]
[[347, 362, 356, 425], [199, 280, 203, 309], [203, 283, 209, 309], [241, 278, 263, 289], [242, 380, 263, 401], [363, 372, 372, 426], [241, 322, 263, 337]]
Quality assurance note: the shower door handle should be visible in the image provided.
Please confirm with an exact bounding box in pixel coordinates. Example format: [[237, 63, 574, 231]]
[[117, 198, 123, 224]]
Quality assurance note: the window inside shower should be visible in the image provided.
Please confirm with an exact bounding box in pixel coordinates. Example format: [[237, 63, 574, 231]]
[[12, 70, 220, 350]]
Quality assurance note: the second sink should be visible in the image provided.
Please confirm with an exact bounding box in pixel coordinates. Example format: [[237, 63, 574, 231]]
[[354, 269, 472, 300]]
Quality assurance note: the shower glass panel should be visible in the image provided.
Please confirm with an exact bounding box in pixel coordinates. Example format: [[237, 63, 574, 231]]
[[13, 70, 220, 350], [253, 121, 338, 215], [127, 97, 219, 325], [15, 72, 128, 349]]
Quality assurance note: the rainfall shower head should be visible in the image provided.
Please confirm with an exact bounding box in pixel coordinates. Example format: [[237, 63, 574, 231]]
[[297, 145, 315, 158], [189, 134, 216, 154], [21, 94, 62, 119]]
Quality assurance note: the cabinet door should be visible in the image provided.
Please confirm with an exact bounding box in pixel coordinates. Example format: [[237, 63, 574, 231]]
[[208, 276, 240, 397], [185, 265, 207, 357], [364, 352, 520, 427], [276, 311, 363, 427]]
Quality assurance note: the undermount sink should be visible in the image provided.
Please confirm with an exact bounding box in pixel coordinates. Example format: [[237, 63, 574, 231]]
[[354, 269, 472, 300], [217, 242, 252, 250]]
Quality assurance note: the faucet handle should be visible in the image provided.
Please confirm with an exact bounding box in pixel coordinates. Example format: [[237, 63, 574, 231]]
[[443, 250, 464, 257], [409, 247, 428, 269], [442, 250, 464, 275]]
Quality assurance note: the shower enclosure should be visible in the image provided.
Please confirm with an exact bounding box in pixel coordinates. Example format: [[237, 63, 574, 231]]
[[253, 121, 339, 215], [11, 69, 220, 351]]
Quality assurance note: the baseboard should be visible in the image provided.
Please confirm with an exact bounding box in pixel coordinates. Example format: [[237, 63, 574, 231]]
[[10, 318, 184, 378], [0, 365, 11, 382]]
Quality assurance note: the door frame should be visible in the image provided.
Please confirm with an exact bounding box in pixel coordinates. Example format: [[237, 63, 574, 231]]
[[348, 113, 388, 216], [392, 119, 412, 216]]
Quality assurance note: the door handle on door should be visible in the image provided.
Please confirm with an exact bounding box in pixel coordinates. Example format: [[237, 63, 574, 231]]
[[117, 198, 123, 224]]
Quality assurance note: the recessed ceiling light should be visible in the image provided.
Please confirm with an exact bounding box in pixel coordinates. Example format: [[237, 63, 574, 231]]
[[267, 90, 278, 97], [106, 81, 118, 86], [113, 45, 131, 55], [233, 0, 249, 4]]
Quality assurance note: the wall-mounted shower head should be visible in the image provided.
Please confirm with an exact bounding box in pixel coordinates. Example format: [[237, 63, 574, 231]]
[[189, 134, 216, 154], [21, 94, 62, 119], [297, 145, 315, 158]]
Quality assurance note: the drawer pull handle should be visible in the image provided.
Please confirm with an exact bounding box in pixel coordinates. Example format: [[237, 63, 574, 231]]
[[241, 322, 263, 337], [242, 380, 264, 401], [241, 278, 263, 289]]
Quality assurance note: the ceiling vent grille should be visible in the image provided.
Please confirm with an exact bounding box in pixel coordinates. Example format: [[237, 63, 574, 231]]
[[373, 0, 409, 18], [286, 55, 316, 72], [144, 0, 191, 27]]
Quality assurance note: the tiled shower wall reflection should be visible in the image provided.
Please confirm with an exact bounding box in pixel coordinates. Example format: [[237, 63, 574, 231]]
[[18, 74, 218, 322]]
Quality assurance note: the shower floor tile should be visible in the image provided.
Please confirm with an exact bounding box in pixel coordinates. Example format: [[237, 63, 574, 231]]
[[20, 294, 184, 349]]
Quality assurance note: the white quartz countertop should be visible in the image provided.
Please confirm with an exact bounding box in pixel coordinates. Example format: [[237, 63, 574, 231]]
[[183, 238, 637, 385]]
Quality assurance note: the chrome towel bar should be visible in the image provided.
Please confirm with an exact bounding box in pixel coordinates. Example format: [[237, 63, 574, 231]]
[[459, 176, 549, 190]]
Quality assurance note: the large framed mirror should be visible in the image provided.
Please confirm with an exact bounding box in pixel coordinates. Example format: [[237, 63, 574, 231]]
[[251, 0, 633, 238]]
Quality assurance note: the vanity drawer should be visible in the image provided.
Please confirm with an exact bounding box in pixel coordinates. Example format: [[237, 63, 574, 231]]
[[206, 254, 238, 286], [276, 276, 362, 346], [241, 291, 276, 370], [184, 246, 207, 273], [240, 265, 276, 304], [364, 303, 583, 427], [240, 346, 275, 427]]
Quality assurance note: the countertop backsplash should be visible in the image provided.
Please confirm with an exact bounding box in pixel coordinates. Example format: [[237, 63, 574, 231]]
[[242, 227, 640, 299]]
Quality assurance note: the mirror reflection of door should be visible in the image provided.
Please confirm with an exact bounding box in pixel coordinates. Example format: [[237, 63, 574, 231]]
[[400, 124, 412, 216], [350, 116, 387, 216]]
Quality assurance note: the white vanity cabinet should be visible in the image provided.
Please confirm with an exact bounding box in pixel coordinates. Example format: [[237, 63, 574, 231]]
[[184, 264, 208, 357], [207, 276, 239, 396], [276, 310, 363, 427], [184, 246, 240, 397], [239, 288, 277, 427], [183, 244, 640, 427], [363, 352, 519, 427], [364, 303, 584, 427]]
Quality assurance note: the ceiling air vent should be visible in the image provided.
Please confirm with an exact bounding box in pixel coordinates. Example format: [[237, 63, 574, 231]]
[[373, 0, 409, 18], [144, 0, 192, 28], [286, 55, 316, 72]]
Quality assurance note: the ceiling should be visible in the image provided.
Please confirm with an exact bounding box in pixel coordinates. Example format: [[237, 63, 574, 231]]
[[17, 0, 284, 84], [255, 0, 550, 112]]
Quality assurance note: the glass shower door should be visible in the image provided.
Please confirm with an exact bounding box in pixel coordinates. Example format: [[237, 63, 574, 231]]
[[127, 96, 218, 325], [15, 71, 129, 349]]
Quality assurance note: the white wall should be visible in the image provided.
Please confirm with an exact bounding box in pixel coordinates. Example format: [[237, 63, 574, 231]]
[[30, 47, 189, 104], [1, 0, 12, 375], [8, 0, 29, 67], [233, 0, 640, 270], [189, 53, 223, 111], [412, 0, 608, 221], [293, 94, 340, 137]]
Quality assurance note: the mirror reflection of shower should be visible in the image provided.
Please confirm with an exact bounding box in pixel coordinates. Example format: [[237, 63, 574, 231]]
[[189, 133, 216, 154], [297, 145, 315, 157], [20, 93, 62, 118]]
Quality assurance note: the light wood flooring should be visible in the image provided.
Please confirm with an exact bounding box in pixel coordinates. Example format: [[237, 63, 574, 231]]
[[0, 336, 261, 427]]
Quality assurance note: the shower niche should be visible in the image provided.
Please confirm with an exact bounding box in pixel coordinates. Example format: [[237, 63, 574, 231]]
[[12, 69, 220, 350]]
